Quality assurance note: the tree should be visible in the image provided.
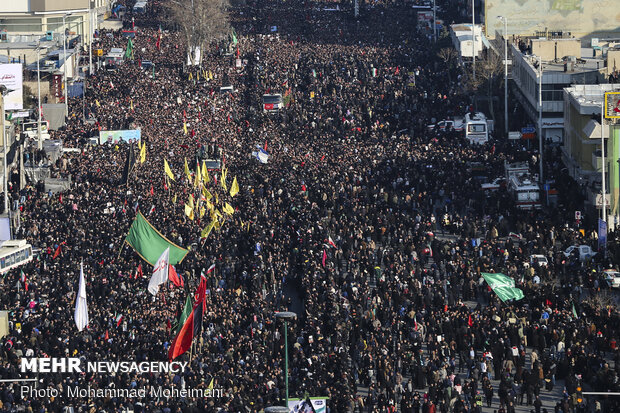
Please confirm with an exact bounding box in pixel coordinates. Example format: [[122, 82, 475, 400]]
[[467, 51, 503, 121], [437, 48, 459, 83], [168, 0, 231, 66]]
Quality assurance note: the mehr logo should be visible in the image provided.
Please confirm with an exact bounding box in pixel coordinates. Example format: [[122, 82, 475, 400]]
[[21, 358, 188, 374]]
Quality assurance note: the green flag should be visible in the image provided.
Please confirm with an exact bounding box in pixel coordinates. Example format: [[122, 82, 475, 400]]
[[124, 211, 189, 265], [231, 29, 238, 45], [125, 38, 134, 60], [572, 302, 578, 319], [175, 295, 193, 334], [482, 272, 524, 302]]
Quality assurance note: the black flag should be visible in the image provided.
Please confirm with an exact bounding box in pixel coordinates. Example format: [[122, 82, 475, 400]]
[[120, 144, 136, 186]]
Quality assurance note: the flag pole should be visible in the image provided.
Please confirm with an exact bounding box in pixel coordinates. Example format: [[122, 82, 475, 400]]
[[117, 242, 125, 260]]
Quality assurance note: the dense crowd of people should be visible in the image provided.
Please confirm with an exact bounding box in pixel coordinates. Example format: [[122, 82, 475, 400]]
[[0, 0, 619, 412]]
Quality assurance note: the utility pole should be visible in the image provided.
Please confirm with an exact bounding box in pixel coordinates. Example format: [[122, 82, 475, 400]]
[[472, 0, 476, 83], [601, 96, 607, 226], [433, 0, 437, 42], [0, 89, 8, 214], [538, 56, 544, 184]]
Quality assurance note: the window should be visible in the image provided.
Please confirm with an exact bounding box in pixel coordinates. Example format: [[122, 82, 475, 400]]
[[468, 124, 486, 132], [2, 18, 42, 32]]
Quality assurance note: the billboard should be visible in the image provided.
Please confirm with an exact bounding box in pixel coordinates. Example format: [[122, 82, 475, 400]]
[[485, 0, 620, 39], [98, 129, 141, 144], [605, 92, 620, 119], [0, 64, 23, 110], [288, 397, 328, 413]]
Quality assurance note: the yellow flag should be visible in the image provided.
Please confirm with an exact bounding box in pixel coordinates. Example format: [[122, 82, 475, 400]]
[[230, 176, 239, 197], [206, 200, 214, 211], [201, 220, 215, 238], [183, 122, 188, 135], [95, 99, 100, 107], [140, 141, 146, 164], [130, 99, 134, 110], [194, 161, 202, 188], [223, 202, 234, 215], [188, 194, 195, 210], [172, 193, 177, 204], [188, 72, 193, 81], [207, 378, 214, 390], [213, 219, 221, 231], [203, 187, 212, 201], [202, 161, 210, 183], [184, 158, 191, 181], [199, 207, 206, 218], [215, 192, 219, 205], [220, 167, 227, 191], [164, 159, 175, 181], [184, 204, 194, 220]]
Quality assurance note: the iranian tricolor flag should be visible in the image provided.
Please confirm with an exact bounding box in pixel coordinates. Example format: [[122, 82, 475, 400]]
[[115, 314, 124, 327]]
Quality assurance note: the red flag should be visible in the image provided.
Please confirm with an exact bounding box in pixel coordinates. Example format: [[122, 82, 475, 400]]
[[164, 179, 168, 191], [168, 265, 184, 288], [194, 273, 207, 312], [53, 244, 62, 259], [322, 250, 326, 267], [264, 141, 268, 151], [168, 303, 202, 360], [59, 194, 63, 204], [468, 314, 473, 327], [150, 186, 154, 196], [236, 47, 240, 59], [136, 263, 143, 279], [104, 330, 109, 340]]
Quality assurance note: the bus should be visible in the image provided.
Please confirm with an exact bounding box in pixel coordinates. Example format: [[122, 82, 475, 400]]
[[464, 112, 489, 145], [0, 240, 34, 274]]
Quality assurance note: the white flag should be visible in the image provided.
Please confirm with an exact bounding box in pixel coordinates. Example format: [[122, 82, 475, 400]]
[[74, 260, 89, 332], [148, 247, 170, 296]]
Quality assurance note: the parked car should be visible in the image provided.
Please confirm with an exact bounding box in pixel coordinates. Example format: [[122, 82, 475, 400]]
[[426, 119, 464, 132], [530, 254, 549, 267], [563, 245, 597, 262], [602, 269, 620, 289], [481, 178, 505, 191], [524, 254, 548, 269]]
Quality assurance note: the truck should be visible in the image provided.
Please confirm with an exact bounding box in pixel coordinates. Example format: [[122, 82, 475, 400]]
[[508, 172, 541, 209]]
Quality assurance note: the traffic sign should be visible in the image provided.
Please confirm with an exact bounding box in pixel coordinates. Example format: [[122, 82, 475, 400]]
[[543, 184, 550, 191], [521, 126, 536, 134]]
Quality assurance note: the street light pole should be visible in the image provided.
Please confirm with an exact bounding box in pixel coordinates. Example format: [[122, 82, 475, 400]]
[[284, 320, 289, 405], [433, 0, 436, 42], [601, 97, 607, 225], [472, 0, 476, 83], [538, 56, 544, 184], [498, 16, 508, 136], [63, 13, 72, 118], [36, 45, 43, 151], [275, 311, 296, 408]]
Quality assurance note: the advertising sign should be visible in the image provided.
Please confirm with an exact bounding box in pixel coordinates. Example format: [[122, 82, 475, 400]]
[[0, 64, 23, 110], [288, 397, 328, 413], [598, 219, 607, 251], [98, 129, 142, 144], [605, 92, 620, 119]]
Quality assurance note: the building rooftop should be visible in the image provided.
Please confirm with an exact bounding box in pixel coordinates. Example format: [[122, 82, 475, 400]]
[[565, 84, 620, 113]]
